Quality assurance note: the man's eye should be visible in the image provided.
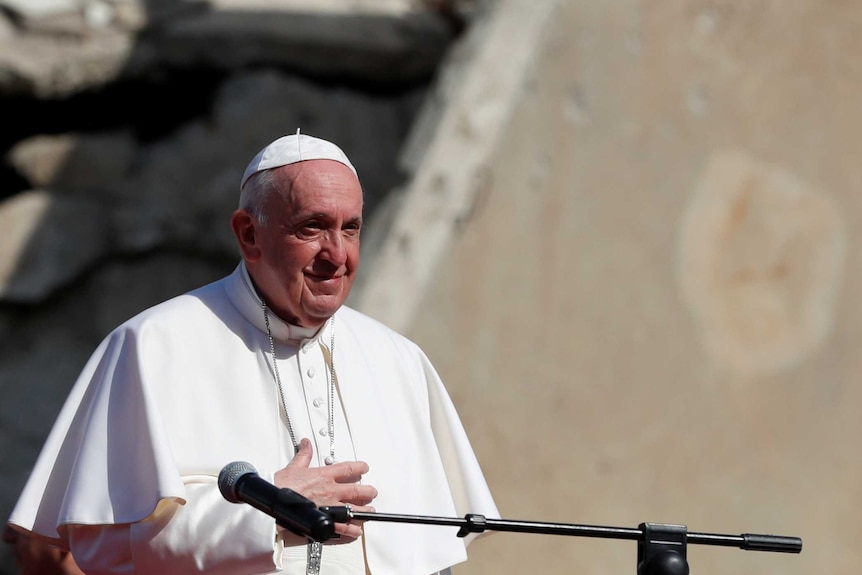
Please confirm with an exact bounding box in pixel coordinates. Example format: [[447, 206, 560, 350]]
[[299, 222, 323, 234]]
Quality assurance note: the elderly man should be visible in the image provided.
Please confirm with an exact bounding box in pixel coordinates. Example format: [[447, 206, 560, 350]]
[[7, 133, 498, 575]]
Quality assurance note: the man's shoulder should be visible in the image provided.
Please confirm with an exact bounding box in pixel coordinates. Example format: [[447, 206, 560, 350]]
[[118, 275, 231, 332], [337, 307, 441, 384], [338, 305, 401, 335], [338, 305, 416, 347]]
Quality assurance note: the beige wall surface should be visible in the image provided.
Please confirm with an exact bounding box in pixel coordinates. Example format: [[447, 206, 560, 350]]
[[408, 1, 861, 574]]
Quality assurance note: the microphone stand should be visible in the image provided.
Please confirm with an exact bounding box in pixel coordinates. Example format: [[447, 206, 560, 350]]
[[319, 507, 802, 575]]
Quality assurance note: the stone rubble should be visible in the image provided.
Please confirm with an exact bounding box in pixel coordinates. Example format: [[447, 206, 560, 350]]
[[0, 2, 478, 571]]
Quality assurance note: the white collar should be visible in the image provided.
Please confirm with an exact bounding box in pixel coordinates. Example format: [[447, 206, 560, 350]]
[[225, 262, 330, 344]]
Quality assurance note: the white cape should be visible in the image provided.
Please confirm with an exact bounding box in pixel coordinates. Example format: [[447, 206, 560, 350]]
[[8, 264, 498, 575]]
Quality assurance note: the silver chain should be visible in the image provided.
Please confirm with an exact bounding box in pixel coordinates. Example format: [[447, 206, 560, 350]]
[[261, 303, 336, 575], [261, 302, 336, 461], [262, 302, 298, 451], [325, 319, 336, 464]]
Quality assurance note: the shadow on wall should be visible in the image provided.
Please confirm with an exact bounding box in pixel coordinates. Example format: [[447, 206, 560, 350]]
[[0, 1, 460, 572]]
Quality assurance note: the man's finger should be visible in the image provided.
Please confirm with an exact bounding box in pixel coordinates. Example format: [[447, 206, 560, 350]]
[[339, 484, 378, 506], [287, 438, 313, 468], [329, 460, 369, 482]]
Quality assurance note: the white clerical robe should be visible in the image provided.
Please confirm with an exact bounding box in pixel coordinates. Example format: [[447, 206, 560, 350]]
[[8, 263, 498, 575]]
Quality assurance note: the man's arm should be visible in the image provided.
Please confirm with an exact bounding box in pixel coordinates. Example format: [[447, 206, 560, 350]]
[[65, 439, 378, 575], [68, 481, 280, 575]]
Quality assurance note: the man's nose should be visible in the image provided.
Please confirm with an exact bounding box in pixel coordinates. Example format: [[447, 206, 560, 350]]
[[319, 230, 348, 265]]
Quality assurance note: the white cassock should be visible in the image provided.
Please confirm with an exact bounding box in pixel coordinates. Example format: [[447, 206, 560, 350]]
[[7, 263, 499, 575]]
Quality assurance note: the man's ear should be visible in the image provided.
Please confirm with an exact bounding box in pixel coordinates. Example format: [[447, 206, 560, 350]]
[[230, 210, 262, 262]]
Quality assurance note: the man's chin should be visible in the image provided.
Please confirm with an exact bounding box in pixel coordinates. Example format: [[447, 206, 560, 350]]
[[303, 292, 350, 321]]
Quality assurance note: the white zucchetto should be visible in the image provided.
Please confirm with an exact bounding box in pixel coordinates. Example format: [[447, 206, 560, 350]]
[[241, 131, 358, 189]]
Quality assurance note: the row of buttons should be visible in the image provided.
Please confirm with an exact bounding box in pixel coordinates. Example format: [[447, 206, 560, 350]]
[[298, 342, 332, 449]]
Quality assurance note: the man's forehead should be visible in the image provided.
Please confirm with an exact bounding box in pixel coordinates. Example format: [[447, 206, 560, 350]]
[[279, 160, 362, 193], [275, 162, 364, 213]]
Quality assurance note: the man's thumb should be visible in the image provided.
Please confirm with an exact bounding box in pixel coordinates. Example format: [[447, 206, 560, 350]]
[[288, 438, 313, 468]]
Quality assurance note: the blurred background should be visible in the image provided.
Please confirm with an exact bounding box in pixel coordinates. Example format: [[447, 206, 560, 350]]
[[1, 0, 858, 574]]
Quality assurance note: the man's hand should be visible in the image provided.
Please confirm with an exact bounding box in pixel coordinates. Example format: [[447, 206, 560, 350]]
[[274, 438, 377, 544], [3, 526, 85, 575]]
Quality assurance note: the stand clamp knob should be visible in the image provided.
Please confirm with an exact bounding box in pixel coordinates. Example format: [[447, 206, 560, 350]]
[[457, 514, 488, 538]]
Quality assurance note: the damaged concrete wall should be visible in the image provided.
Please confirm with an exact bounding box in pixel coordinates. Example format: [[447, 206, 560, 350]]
[[404, 2, 861, 574]]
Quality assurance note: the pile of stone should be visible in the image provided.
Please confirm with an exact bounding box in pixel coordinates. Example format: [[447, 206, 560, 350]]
[[0, 0, 472, 570]]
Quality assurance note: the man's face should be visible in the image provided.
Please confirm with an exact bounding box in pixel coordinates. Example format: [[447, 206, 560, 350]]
[[241, 159, 363, 327]]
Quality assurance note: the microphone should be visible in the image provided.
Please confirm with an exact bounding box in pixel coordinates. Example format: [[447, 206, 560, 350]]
[[218, 461, 335, 542]]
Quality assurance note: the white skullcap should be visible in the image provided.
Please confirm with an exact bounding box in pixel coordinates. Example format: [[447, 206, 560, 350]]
[[240, 131, 357, 189]]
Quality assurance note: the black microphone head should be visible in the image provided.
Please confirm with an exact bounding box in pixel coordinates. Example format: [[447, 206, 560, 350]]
[[218, 461, 257, 503]]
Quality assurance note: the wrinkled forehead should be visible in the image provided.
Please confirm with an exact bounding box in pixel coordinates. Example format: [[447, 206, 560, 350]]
[[272, 160, 364, 211]]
